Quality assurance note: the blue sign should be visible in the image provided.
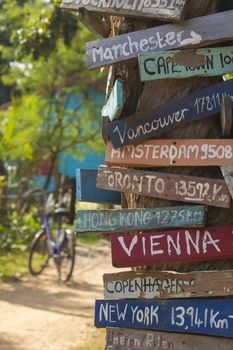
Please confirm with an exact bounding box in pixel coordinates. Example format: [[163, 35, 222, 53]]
[[76, 169, 121, 204], [95, 299, 233, 338], [108, 79, 233, 148]]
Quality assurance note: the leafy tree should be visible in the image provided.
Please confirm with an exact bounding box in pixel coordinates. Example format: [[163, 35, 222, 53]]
[[0, 0, 105, 194]]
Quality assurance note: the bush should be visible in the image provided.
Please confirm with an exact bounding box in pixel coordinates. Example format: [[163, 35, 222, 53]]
[[0, 207, 40, 252]]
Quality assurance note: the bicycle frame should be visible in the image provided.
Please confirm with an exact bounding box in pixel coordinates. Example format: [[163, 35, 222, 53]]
[[43, 214, 64, 256]]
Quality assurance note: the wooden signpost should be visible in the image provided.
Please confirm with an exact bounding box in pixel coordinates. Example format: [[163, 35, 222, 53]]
[[107, 79, 233, 149], [138, 47, 233, 81], [86, 10, 233, 69], [102, 79, 124, 121], [76, 169, 121, 205], [64, 1, 233, 349], [61, 0, 188, 22], [221, 164, 233, 200], [76, 206, 206, 234], [105, 328, 233, 350], [221, 95, 233, 136], [103, 270, 233, 300], [79, 8, 111, 38], [111, 225, 233, 268], [95, 299, 233, 338], [97, 166, 231, 208], [106, 139, 233, 167]]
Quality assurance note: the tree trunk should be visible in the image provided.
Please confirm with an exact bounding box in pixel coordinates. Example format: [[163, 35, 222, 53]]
[[0, 159, 8, 220], [110, 0, 233, 272], [43, 153, 58, 192]]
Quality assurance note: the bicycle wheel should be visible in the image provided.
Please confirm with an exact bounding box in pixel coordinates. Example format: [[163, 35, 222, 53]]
[[29, 229, 50, 275], [57, 229, 76, 282]]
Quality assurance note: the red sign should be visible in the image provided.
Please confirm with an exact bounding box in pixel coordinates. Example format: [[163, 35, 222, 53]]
[[111, 225, 233, 268]]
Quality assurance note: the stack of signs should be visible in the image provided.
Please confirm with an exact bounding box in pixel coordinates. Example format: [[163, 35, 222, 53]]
[[61, 2, 233, 349]]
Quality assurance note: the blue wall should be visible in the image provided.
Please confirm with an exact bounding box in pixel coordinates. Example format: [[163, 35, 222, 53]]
[[59, 151, 105, 178]]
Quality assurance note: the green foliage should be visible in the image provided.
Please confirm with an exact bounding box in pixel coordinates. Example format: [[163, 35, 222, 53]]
[[0, 95, 42, 160], [0, 0, 106, 254], [0, 208, 40, 252], [0, 0, 79, 60], [0, 0, 105, 185], [224, 73, 233, 80], [0, 251, 29, 282]]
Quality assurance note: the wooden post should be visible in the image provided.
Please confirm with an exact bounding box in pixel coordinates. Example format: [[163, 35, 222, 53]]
[[107, 1, 233, 273], [221, 95, 233, 136], [63, 0, 233, 348]]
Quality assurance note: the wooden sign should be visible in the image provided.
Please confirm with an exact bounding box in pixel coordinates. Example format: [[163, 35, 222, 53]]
[[97, 166, 231, 208], [86, 10, 233, 69], [105, 328, 233, 350], [221, 95, 233, 136], [103, 270, 233, 300], [111, 225, 233, 268], [221, 164, 233, 200], [107, 79, 233, 149], [61, 0, 188, 22], [102, 79, 124, 121], [76, 206, 206, 234], [106, 139, 233, 167], [76, 169, 121, 205], [95, 299, 233, 338], [138, 47, 233, 81]]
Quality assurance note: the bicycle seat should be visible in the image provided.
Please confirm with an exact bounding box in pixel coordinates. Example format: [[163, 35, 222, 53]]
[[54, 207, 70, 218]]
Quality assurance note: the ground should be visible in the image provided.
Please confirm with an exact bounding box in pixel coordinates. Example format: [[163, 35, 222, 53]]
[[0, 241, 115, 350]]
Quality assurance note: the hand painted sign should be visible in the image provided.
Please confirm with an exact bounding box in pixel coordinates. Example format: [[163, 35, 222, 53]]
[[102, 79, 124, 121], [61, 0, 188, 22], [103, 270, 233, 300], [76, 205, 206, 234], [76, 169, 121, 205], [105, 327, 233, 350], [111, 225, 233, 268], [107, 79, 233, 149], [97, 166, 230, 208], [221, 164, 233, 200], [86, 10, 233, 69], [138, 47, 233, 81], [95, 299, 233, 338], [106, 139, 233, 167]]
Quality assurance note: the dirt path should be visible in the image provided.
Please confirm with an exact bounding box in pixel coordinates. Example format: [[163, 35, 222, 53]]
[[0, 242, 115, 350]]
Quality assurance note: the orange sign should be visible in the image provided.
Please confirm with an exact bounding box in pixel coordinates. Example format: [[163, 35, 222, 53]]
[[106, 140, 233, 167]]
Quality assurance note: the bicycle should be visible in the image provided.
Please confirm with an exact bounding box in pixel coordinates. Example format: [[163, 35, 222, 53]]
[[28, 194, 76, 282]]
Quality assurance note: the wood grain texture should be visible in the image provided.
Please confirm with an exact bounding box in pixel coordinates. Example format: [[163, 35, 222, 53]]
[[86, 10, 233, 69], [107, 79, 233, 149], [95, 299, 233, 337], [76, 206, 206, 234], [111, 225, 233, 268], [102, 79, 124, 121], [138, 47, 233, 81], [221, 95, 233, 136], [76, 169, 121, 205], [105, 328, 233, 350], [79, 8, 111, 38], [103, 270, 233, 300], [97, 166, 231, 208], [106, 139, 233, 167], [61, 0, 188, 22], [221, 164, 233, 200]]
